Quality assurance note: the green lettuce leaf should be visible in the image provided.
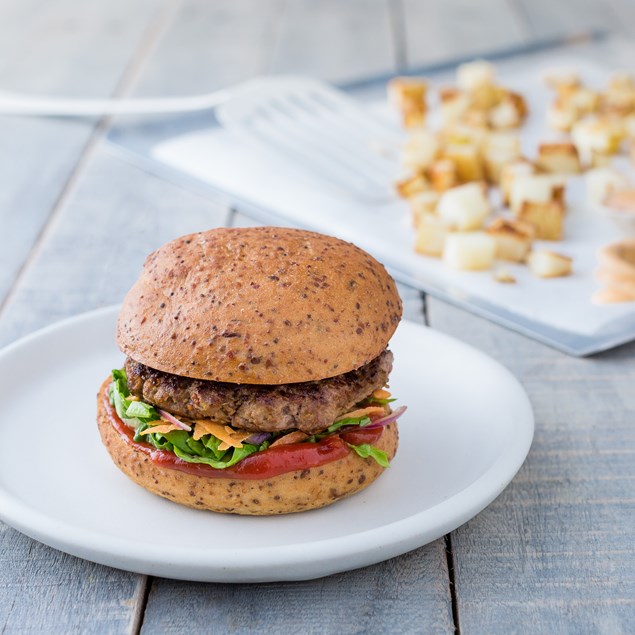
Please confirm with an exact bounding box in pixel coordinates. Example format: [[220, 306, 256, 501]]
[[135, 422, 261, 469], [173, 443, 258, 469], [109, 370, 129, 416], [125, 400, 159, 420], [109, 369, 160, 427], [326, 415, 371, 433], [348, 443, 390, 468]]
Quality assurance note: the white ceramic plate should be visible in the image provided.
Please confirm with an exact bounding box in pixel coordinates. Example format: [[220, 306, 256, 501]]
[[0, 306, 533, 582]]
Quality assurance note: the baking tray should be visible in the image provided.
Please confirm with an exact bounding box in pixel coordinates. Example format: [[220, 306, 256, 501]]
[[107, 31, 635, 356]]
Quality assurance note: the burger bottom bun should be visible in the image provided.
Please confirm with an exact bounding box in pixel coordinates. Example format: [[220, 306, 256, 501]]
[[96, 379, 399, 515]]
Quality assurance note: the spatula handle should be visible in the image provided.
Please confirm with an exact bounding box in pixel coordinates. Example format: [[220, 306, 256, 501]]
[[0, 89, 232, 117]]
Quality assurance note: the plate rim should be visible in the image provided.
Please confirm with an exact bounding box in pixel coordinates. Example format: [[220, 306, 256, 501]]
[[0, 306, 534, 581]]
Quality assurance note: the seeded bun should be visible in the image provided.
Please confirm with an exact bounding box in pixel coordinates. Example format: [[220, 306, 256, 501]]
[[116, 227, 402, 384], [97, 379, 398, 515]]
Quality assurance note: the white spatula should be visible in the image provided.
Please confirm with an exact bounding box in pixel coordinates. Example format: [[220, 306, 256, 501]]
[[0, 76, 402, 202]]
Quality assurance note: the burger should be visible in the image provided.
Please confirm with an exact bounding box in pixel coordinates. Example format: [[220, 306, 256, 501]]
[[97, 226, 405, 515]]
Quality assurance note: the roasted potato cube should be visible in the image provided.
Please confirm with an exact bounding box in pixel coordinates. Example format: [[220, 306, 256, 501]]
[[409, 190, 440, 227], [510, 174, 565, 215], [401, 129, 439, 171], [601, 89, 635, 116], [483, 150, 517, 185], [439, 88, 470, 127], [500, 159, 536, 206], [388, 77, 427, 128], [414, 213, 450, 257], [427, 158, 457, 192], [590, 150, 612, 168], [572, 116, 623, 163], [508, 91, 528, 119], [489, 93, 526, 129], [461, 107, 490, 128], [443, 231, 496, 271], [437, 182, 491, 230], [569, 87, 600, 116], [403, 109, 426, 129], [546, 98, 579, 132], [544, 70, 580, 96], [487, 218, 535, 262], [623, 114, 635, 139], [483, 132, 522, 184], [395, 172, 428, 198], [443, 143, 484, 182], [471, 84, 502, 111], [457, 60, 495, 92], [443, 122, 488, 148], [536, 142, 581, 175], [484, 130, 521, 154], [585, 167, 631, 204], [489, 100, 520, 129], [527, 250, 572, 278], [608, 71, 635, 92], [517, 199, 566, 241]]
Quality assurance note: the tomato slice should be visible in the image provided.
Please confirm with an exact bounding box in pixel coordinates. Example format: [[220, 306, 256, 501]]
[[340, 428, 383, 446], [103, 387, 383, 481]]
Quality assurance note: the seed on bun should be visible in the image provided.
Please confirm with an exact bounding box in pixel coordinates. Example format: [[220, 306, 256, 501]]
[[98, 227, 405, 515]]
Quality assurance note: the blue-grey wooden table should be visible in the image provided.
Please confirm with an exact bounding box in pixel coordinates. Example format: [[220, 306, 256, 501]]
[[1, 1, 634, 633]]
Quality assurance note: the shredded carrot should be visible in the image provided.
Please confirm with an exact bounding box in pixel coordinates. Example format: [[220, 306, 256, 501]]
[[193, 419, 252, 450], [138, 424, 182, 436]]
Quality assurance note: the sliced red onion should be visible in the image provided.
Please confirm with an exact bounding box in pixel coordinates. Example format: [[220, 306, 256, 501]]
[[362, 405, 407, 430], [158, 408, 192, 432], [245, 432, 272, 445]]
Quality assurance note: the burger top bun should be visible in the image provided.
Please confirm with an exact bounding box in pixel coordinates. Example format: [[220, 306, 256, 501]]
[[117, 227, 402, 384]]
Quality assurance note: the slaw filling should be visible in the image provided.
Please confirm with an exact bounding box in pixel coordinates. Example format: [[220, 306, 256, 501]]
[[109, 369, 405, 470]]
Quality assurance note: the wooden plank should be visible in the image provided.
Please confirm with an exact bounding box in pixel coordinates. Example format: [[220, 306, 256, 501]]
[[0, 149, 230, 347], [269, 0, 397, 83], [141, 543, 453, 634], [402, 0, 529, 68], [606, 0, 635, 35], [426, 298, 635, 633], [0, 529, 146, 634], [512, 0, 618, 39], [130, 0, 282, 96], [0, 0, 162, 307]]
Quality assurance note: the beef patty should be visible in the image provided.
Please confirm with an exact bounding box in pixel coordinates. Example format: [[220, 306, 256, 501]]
[[125, 350, 393, 434]]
